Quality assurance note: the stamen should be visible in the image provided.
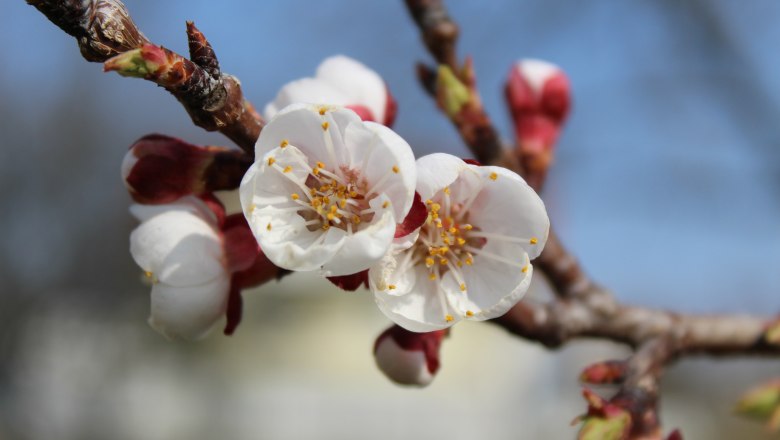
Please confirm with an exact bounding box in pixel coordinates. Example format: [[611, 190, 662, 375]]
[[267, 157, 276, 166], [283, 165, 292, 173], [521, 265, 529, 273], [388, 285, 396, 290], [489, 172, 498, 180], [280, 139, 289, 148], [392, 165, 399, 173], [266, 223, 272, 231], [466, 310, 474, 317], [291, 193, 299, 200], [321, 121, 329, 130], [530, 237, 539, 245], [445, 314, 454, 322]]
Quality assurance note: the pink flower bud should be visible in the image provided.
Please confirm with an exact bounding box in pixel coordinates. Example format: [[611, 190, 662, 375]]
[[373, 325, 447, 387], [505, 59, 571, 154], [580, 360, 628, 385]]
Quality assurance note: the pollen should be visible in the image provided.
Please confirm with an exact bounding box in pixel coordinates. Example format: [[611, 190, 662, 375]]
[[321, 121, 329, 130], [144, 270, 153, 279], [382, 201, 390, 208], [280, 139, 289, 148], [291, 193, 300, 200], [266, 223, 272, 231], [449, 227, 458, 234], [392, 165, 399, 173], [489, 172, 498, 180], [457, 237, 466, 246], [351, 215, 361, 224], [326, 212, 336, 221], [283, 165, 292, 173], [521, 265, 529, 273], [459, 283, 466, 291], [465, 258, 473, 266], [445, 314, 454, 322], [267, 157, 276, 166], [443, 186, 451, 195], [322, 224, 330, 230], [466, 310, 474, 317], [388, 284, 397, 290], [316, 161, 326, 169], [339, 199, 347, 209], [439, 258, 449, 266], [530, 237, 538, 245], [425, 257, 435, 267], [428, 273, 436, 280], [463, 224, 473, 230], [318, 107, 327, 115]]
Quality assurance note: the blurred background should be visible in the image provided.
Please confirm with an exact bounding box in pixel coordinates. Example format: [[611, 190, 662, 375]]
[[2, 1, 780, 438]]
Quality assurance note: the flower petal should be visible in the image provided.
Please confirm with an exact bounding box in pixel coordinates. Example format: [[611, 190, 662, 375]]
[[255, 104, 357, 171], [316, 55, 388, 124], [373, 264, 460, 332], [148, 273, 230, 340], [468, 166, 549, 259], [129, 208, 225, 287], [344, 120, 417, 220], [415, 153, 470, 201], [264, 78, 348, 120]]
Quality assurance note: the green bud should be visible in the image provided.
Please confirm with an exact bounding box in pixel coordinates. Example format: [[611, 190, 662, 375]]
[[436, 65, 471, 117]]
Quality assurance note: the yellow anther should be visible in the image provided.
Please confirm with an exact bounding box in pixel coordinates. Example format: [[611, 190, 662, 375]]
[[316, 161, 326, 169], [382, 201, 390, 208], [440, 246, 450, 254], [425, 257, 435, 267], [339, 199, 347, 209], [449, 227, 458, 234], [465, 258, 473, 266], [530, 237, 539, 245], [318, 107, 327, 115], [291, 193, 300, 201], [388, 285, 397, 290], [330, 204, 338, 213], [445, 314, 454, 322], [456, 261, 463, 267], [426, 199, 434, 205], [326, 212, 336, 221], [459, 283, 466, 291], [466, 310, 474, 317], [144, 270, 153, 279], [351, 215, 361, 224], [310, 187, 317, 196], [321, 121, 329, 130], [428, 273, 436, 280], [392, 165, 399, 173], [280, 139, 289, 148], [248, 203, 256, 213], [312, 198, 322, 207], [266, 223, 272, 231], [489, 172, 498, 181], [322, 224, 330, 230], [521, 265, 529, 273], [431, 203, 441, 212], [439, 258, 449, 266], [457, 238, 466, 246], [267, 157, 276, 166], [323, 196, 331, 204], [349, 191, 358, 198], [443, 187, 451, 195], [283, 165, 292, 173], [312, 167, 320, 176], [464, 224, 473, 230]]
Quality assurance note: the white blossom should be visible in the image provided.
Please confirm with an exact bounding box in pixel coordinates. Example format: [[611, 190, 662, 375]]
[[370, 153, 549, 332], [264, 55, 396, 126], [240, 104, 416, 276], [129, 197, 229, 340]]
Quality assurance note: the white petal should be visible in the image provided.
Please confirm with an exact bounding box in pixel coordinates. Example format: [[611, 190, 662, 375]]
[[444, 240, 532, 321], [516, 59, 560, 96], [374, 336, 433, 386], [255, 104, 358, 171], [415, 153, 470, 201], [468, 166, 549, 259], [344, 121, 417, 220], [148, 273, 230, 341], [316, 55, 388, 124], [129, 196, 217, 225], [130, 209, 225, 287], [373, 264, 460, 332], [263, 78, 349, 120], [320, 194, 396, 277]]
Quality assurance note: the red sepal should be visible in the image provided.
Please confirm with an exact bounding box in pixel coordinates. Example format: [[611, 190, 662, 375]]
[[374, 325, 448, 374], [345, 104, 376, 122], [462, 158, 481, 166], [327, 270, 369, 291], [394, 192, 426, 238], [383, 88, 398, 127]]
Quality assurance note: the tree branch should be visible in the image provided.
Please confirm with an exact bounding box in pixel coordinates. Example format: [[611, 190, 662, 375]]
[[28, 0, 263, 154]]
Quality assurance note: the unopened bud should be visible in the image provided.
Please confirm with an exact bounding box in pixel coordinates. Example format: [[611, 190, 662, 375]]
[[373, 325, 447, 387], [574, 388, 632, 440], [580, 360, 627, 385], [736, 380, 780, 431], [122, 134, 248, 204], [436, 65, 471, 118], [104, 44, 165, 78]]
